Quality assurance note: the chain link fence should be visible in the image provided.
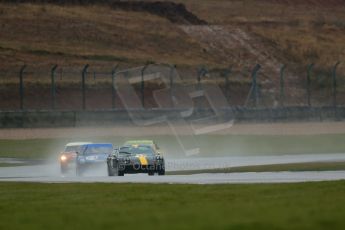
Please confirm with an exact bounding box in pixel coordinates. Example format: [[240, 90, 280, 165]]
[[0, 63, 343, 111]]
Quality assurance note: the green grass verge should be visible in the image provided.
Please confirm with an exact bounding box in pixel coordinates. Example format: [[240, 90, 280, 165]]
[[0, 138, 63, 159], [0, 182, 345, 230], [1, 133, 345, 159], [0, 163, 26, 167], [168, 161, 345, 175]]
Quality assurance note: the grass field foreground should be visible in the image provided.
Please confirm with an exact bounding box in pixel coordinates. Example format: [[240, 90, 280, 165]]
[[0, 182, 344, 230]]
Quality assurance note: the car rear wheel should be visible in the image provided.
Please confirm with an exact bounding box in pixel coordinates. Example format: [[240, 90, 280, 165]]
[[108, 165, 115, 176], [117, 170, 124, 176], [158, 169, 165, 176]]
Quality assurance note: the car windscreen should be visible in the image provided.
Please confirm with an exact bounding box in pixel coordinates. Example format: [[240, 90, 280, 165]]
[[119, 146, 154, 156], [82, 145, 113, 155], [64, 146, 79, 152]]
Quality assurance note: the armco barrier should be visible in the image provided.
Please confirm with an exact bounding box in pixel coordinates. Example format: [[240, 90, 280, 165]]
[[0, 107, 344, 128]]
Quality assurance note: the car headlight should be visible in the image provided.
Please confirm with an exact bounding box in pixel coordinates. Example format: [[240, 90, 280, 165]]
[[156, 155, 163, 160], [60, 155, 67, 162]]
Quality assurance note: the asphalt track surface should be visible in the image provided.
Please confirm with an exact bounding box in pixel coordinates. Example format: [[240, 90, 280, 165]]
[[1, 154, 345, 184]]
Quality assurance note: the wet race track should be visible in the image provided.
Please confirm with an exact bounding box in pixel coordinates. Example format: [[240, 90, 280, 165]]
[[1, 153, 345, 184]]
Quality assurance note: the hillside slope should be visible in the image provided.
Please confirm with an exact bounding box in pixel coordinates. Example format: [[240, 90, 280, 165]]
[[0, 1, 213, 69], [183, 0, 345, 68], [1, 0, 344, 71]]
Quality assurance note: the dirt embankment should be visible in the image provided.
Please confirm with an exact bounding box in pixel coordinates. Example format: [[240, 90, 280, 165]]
[[0, 0, 207, 24], [110, 1, 207, 25], [264, 0, 345, 6]]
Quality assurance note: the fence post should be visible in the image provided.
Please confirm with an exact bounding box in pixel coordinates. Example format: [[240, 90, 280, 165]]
[[169, 64, 176, 89], [82, 64, 89, 110], [332, 62, 340, 108], [197, 66, 208, 90], [51, 65, 58, 110], [280, 65, 286, 107], [19, 65, 26, 110], [251, 64, 261, 108], [111, 65, 119, 109], [223, 67, 231, 102], [141, 63, 151, 108], [169, 65, 176, 106], [307, 63, 314, 107]]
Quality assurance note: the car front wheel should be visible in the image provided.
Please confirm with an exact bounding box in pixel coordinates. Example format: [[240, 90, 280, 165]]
[[113, 164, 124, 176], [107, 165, 115, 176], [60, 164, 68, 175]]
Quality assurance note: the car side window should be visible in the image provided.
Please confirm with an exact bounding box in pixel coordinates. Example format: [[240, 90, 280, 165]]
[[79, 146, 87, 155]]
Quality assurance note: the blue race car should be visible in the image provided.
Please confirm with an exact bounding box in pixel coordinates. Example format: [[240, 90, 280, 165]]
[[76, 143, 113, 176]]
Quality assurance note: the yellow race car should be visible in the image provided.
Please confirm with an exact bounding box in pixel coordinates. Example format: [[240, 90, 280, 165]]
[[107, 140, 165, 176]]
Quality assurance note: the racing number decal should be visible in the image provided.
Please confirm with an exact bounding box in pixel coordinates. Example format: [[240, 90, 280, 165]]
[[137, 154, 148, 166]]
